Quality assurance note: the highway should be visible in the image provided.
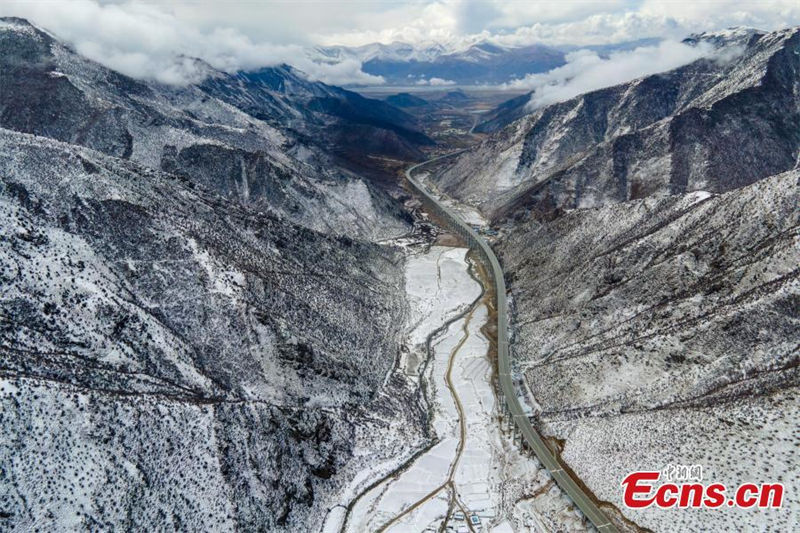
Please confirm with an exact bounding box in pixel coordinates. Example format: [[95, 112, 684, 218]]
[[405, 154, 619, 533]]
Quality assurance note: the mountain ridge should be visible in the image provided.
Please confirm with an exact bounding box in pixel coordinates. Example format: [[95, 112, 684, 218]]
[[0, 17, 433, 191], [0, 17, 429, 531], [422, 23, 800, 532], [432, 25, 800, 222]]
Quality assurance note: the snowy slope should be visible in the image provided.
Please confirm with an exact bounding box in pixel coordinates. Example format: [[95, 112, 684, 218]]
[[434, 27, 800, 221], [0, 17, 419, 239], [0, 128, 423, 531], [0, 16, 430, 533], [498, 170, 799, 531]]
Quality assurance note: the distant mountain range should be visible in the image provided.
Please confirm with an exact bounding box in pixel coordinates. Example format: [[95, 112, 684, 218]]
[[315, 38, 661, 87], [316, 41, 564, 86]]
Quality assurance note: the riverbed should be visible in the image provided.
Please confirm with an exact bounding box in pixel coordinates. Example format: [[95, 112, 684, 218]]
[[323, 245, 587, 533]]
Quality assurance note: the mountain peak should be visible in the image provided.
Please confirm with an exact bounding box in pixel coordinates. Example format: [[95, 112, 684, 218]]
[[0, 15, 33, 26], [683, 26, 765, 47], [0, 15, 49, 38]]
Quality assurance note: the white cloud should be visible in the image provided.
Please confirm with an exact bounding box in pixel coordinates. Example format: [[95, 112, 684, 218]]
[[429, 77, 456, 86], [489, 0, 800, 48], [482, 0, 630, 29], [302, 58, 385, 86], [0, 0, 384, 85], [314, 0, 800, 49], [506, 40, 736, 110], [416, 77, 457, 86], [1, 0, 798, 87]]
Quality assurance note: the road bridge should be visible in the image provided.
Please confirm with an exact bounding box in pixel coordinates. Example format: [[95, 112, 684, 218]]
[[406, 155, 619, 533]]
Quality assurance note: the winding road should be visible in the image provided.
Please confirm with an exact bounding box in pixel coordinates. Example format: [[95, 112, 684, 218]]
[[406, 155, 620, 533]]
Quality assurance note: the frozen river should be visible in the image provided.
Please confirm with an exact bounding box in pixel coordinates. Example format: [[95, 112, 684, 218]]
[[323, 245, 587, 533], [346, 246, 494, 532]]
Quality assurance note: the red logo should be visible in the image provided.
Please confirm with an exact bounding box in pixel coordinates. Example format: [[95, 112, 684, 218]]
[[622, 471, 783, 509]]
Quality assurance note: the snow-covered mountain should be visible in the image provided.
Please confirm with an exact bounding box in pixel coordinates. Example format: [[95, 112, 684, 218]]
[[316, 41, 450, 65], [0, 17, 432, 194], [435, 26, 800, 220], [0, 17, 427, 531], [2, 13, 798, 531], [314, 38, 668, 87], [428, 25, 799, 532], [198, 64, 434, 167], [317, 40, 566, 85], [498, 169, 798, 532], [474, 28, 767, 134]]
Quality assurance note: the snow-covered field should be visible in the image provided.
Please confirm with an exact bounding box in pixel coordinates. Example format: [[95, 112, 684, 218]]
[[334, 246, 590, 532], [343, 246, 479, 532]]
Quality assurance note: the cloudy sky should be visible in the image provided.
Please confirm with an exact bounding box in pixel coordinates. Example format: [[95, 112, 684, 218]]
[[2, 0, 799, 86]]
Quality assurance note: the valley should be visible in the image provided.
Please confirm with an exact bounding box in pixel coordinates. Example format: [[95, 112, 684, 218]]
[[0, 9, 797, 533], [358, 88, 529, 152], [333, 243, 588, 533]]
